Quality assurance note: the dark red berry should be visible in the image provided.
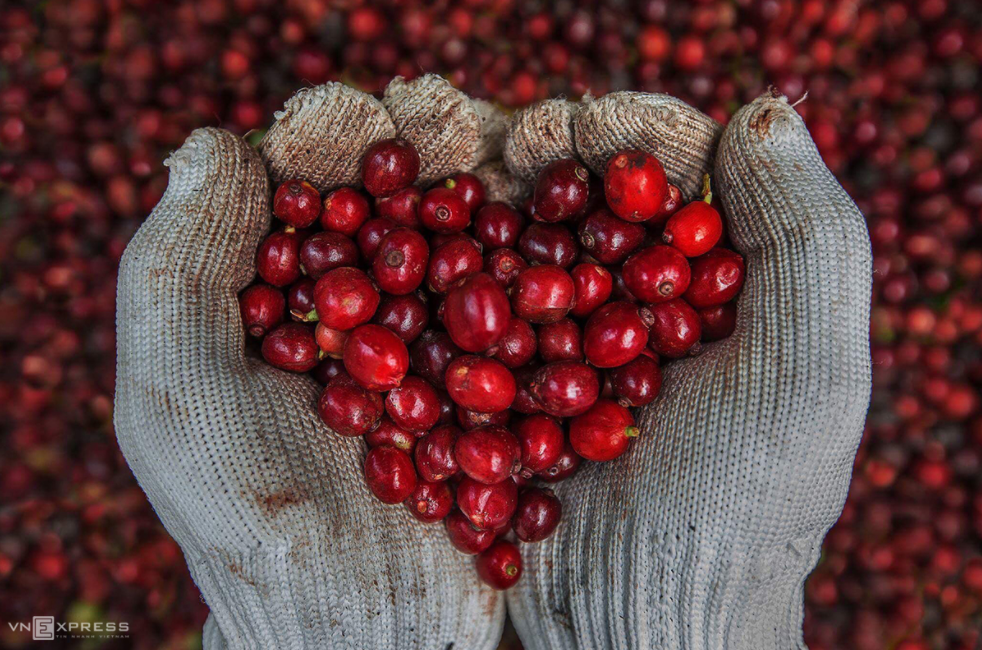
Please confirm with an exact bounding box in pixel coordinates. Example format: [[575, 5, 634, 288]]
[[538, 441, 582, 482], [648, 183, 683, 227], [437, 391, 456, 425], [531, 361, 600, 417], [569, 399, 639, 461], [514, 414, 564, 475], [261, 323, 319, 372], [604, 150, 668, 222], [663, 200, 723, 257], [415, 424, 461, 482], [446, 355, 517, 414], [485, 248, 528, 288], [622, 244, 691, 303], [362, 138, 420, 198], [300, 231, 359, 279], [537, 318, 583, 363], [583, 301, 649, 367], [511, 265, 576, 324], [578, 207, 646, 264], [365, 416, 416, 453], [533, 158, 590, 222], [356, 217, 397, 260], [318, 374, 384, 437], [364, 445, 417, 504], [476, 540, 522, 590], [312, 358, 346, 385], [646, 299, 702, 358], [609, 267, 639, 303], [455, 425, 522, 484], [384, 375, 440, 432], [698, 303, 737, 341], [314, 267, 380, 330], [609, 355, 662, 407], [320, 187, 371, 237], [420, 186, 471, 233], [257, 228, 303, 287], [427, 237, 483, 294], [513, 488, 562, 543], [443, 273, 512, 352], [511, 365, 543, 415], [372, 228, 429, 295], [475, 202, 524, 250], [375, 186, 422, 228], [372, 292, 429, 343], [240, 284, 285, 337], [273, 179, 321, 228], [457, 476, 518, 530], [287, 277, 317, 319], [315, 322, 348, 358], [410, 330, 462, 389], [518, 222, 579, 268], [570, 263, 613, 318], [491, 318, 538, 368], [407, 480, 454, 523], [445, 172, 486, 212], [446, 509, 496, 554], [456, 407, 512, 431], [683, 248, 746, 308], [343, 324, 409, 391]]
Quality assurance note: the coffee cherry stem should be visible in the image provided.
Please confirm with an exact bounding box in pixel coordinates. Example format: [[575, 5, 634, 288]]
[[701, 173, 713, 204], [291, 308, 320, 322], [625, 426, 640, 438]]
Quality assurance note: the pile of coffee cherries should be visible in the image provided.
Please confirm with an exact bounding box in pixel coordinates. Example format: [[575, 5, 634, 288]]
[[239, 138, 745, 589]]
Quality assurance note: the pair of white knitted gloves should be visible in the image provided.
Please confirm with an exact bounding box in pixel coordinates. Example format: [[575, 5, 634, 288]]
[[115, 75, 871, 649]]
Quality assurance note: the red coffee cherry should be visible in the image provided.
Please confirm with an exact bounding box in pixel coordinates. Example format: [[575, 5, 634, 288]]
[[375, 186, 422, 228], [622, 244, 691, 303], [645, 298, 702, 358], [455, 425, 522, 484], [287, 277, 317, 320], [273, 179, 322, 228], [531, 361, 601, 417], [372, 293, 429, 343], [420, 186, 471, 233], [364, 445, 417, 504], [485, 248, 528, 289], [583, 301, 649, 368], [514, 414, 564, 475], [537, 318, 583, 363], [415, 424, 460, 482], [445, 509, 496, 555], [361, 138, 420, 198], [476, 540, 523, 590], [698, 303, 738, 341], [313, 267, 380, 331], [578, 207, 646, 264], [261, 323, 319, 372], [446, 355, 517, 414], [444, 172, 486, 212], [320, 187, 371, 237], [683, 248, 746, 308], [365, 416, 416, 453], [609, 355, 662, 407], [533, 158, 590, 222], [511, 364, 543, 415], [443, 273, 512, 352], [491, 318, 538, 368], [356, 217, 397, 260], [475, 202, 524, 250], [570, 263, 614, 318], [648, 183, 684, 227], [343, 324, 409, 391], [538, 440, 583, 482], [409, 330, 463, 389], [569, 399, 639, 461], [315, 322, 348, 359], [457, 476, 518, 531], [385, 375, 440, 432], [511, 265, 576, 324], [300, 231, 360, 279], [407, 480, 454, 523], [372, 228, 429, 295], [604, 150, 668, 222], [519, 222, 580, 268], [427, 237, 484, 294], [663, 195, 723, 257], [318, 374, 384, 437], [257, 228, 303, 287], [456, 406, 512, 431], [513, 488, 563, 543], [240, 284, 285, 337]]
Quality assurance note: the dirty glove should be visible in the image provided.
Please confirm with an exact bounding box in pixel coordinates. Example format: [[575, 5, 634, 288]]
[[504, 91, 872, 649], [114, 76, 507, 650]]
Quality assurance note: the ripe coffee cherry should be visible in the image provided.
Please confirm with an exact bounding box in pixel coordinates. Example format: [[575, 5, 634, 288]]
[[491, 318, 538, 368], [318, 374, 384, 437], [375, 186, 422, 228], [514, 414, 564, 475], [569, 399, 639, 461], [485, 248, 528, 288], [361, 138, 420, 198], [373, 293, 429, 343], [287, 278, 317, 319], [446, 355, 517, 414], [261, 323, 319, 372], [538, 441, 582, 482], [443, 273, 512, 352], [663, 198, 723, 258], [455, 425, 522, 484], [365, 417, 416, 453], [257, 229, 303, 286], [511, 265, 576, 324], [531, 361, 601, 417], [343, 324, 409, 391], [273, 179, 321, 228], [646, 299, 702, 358], [604, 150, 668, 222], [427, 238, 483, 294], [445, 509, 496, 555], [578, 208, 646, 264], [410, 330, 462, 389], [537, 318, 583, 363], [622, 244, 691, 303], [683, 248, 746, 307], [420, 187, 471, 233], [533, 159, 590, 222], [444, 172, 486, 212], [583, 301, 649, 367], [513, 488, 563, 543], [457, 407, 512, 431], [314, 267, 380, 330], [386, 376, 440, 432], [300, 231, 360, 279], [609, 355, 662, 407], [240, 284, 285, 337], [476, 540, 523, 590], [475, 202, 524, 249], [519, 223, 580, 268], [356, 217, 397, 260], [312, 358, 345, 385], [698, 303, 737, 341], [364, 445, 417, 504], [321, 187, 371, 237], [372, 228, 429, 295], [415, 424, 460, 482], [315, 322, 348, 358], [457, 476, 518, 530], [511, 365, 543, 415], [570, 263, 613, 318], [407, 480, 454, 523], [649, 183, 684, 226]]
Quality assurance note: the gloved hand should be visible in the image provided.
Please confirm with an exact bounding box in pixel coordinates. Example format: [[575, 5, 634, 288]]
[[114, 75, 510, 650], [503, 91, 872, 649]]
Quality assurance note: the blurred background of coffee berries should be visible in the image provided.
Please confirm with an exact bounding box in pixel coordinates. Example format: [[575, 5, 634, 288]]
[[1, 1, 980, 648]]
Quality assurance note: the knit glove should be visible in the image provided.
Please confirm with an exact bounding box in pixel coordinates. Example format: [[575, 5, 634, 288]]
[[504, 91, 872, 649], [114, 76, 508, 650]]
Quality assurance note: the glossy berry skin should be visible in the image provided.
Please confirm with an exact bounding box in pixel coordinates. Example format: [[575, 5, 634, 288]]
[[314, 267, 380, 331], [372, 228, 429, 295], [475, 202, 523, 250], [457, 476, 518, 531], [531, 361, 601, 417], [445, 172, 486, 212], [240, 284, 285, 337], [511, 265, 576, 324], [646, 299, 702, 358], [287, 277, 317, 318], [455, 425, 522, 484], [407, 480, 454, 523], [445, 509, 496, 555], [663, 200, 723, 257], [273, 179, 321, 228], [491, 318, 538, 368], [427, 238, 483, 294], [537, 318, 583, 363], [476, 540, 523, 590], [513, 488, 563, 543], [420, 187, 471, 233], [364, 445, 417, 504], [569, 399, 639, 461], [446, 355, 517, 414], [343, 324, 409, 391], [533, 158, 590, 222], [443, 273, 512, 352], [604, 150, 668, 222], [538, 441, 582, 482], [365, 417, 416, 453], [257, 229, 303, 287], [261, 323, 319, 372], [648, 183, 683, 228], [698, 303, 737, 341], [570, 263, 613, 318], [375, 186, 422, 228], [318, 375, 384, 437], [315, 322, 348, 358], [683, 248, 746, 308], [609, 355, 663, 407], [312, 358, 346, 385], [578, 208, 646, 264], [386, 376, 440, 432], [361, 138, 420, 198], [583, 301, 649, 368], [415, 424, 460, 482], [456, 407, 512, 431], [372, 293, 428, 343], [300, 231, 359, 279], [511, 365, 543, 415], [320, 187, 371, 237], [356, 217, 397, 260], [519, 223, 579, 268], [622, 244, 691, 303], [485, 249, 528, 289], [409, 330, 462, 389], [514, 414, 564, 476]]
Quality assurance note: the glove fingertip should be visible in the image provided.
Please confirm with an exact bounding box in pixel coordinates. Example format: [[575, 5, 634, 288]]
[[473, 160, 531, 206], [504, 98, 580, 185]]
